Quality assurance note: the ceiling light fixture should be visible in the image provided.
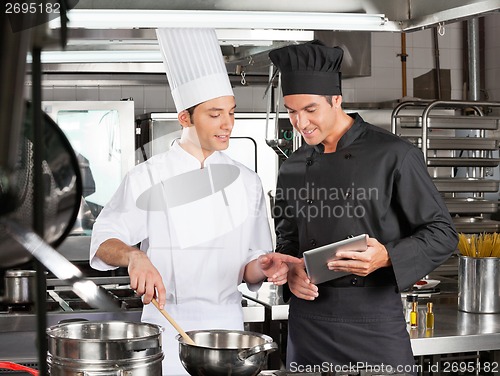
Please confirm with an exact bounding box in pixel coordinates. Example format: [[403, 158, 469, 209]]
[[48, 9, 397, 32], [27, 50, 163, 63]]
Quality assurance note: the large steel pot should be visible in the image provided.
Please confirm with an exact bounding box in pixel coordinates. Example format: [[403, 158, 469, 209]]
[[46, 321, 163, 376], [177, 330, 278, 376]]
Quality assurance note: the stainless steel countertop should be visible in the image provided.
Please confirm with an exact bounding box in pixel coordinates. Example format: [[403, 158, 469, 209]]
[[244, 282, 500, 357], [410, 295, 500, 356]]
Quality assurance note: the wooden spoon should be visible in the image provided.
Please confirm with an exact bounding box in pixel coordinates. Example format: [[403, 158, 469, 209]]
[[151, 298, 197, 345]]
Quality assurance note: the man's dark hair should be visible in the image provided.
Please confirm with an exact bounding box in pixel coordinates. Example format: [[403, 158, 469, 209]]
[[186, 104, 198, 117], [323, 95, 333, 106]]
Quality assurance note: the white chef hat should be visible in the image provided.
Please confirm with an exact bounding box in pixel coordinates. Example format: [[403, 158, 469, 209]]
[[156, 28, 234, 112]]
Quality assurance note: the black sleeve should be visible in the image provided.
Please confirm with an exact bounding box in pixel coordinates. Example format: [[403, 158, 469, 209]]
[[274, 175, 301, 257], [386, 147, 458, 291]]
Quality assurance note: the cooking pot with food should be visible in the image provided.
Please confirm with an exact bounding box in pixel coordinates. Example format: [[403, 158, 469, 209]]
[[46, 321, 163, 376], [177, 329, 277, 376]]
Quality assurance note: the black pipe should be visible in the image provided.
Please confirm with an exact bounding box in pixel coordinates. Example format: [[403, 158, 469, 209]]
[[432, 27, 442, 100], [32, 45, 48, 376]]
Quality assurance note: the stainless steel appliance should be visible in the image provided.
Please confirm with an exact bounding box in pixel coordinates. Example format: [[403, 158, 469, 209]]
[[42, 100, 136, 232]]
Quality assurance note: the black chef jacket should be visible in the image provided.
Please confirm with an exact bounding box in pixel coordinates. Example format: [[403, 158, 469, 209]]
[[274, 112, 458, 292]]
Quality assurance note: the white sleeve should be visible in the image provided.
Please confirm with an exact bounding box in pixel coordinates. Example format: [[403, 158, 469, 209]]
[[89, 173, 148, 270], [244, 174, 273, 292]]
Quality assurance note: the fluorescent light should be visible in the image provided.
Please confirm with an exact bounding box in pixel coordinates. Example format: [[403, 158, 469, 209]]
[[215, 29, 314, 44], [27, 28, 315, 64], [48, 9, 397, 32], [27, 50, 163, 63]]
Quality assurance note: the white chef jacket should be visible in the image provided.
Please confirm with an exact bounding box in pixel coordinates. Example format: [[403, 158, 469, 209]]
[[90, 141, 273, 375]]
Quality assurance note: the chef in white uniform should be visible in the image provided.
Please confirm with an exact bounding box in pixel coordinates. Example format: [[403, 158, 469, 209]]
[[89, 28, 299, 376]]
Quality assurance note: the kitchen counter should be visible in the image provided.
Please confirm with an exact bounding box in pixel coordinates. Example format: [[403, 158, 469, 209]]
[[245, 282, 500, 357], [409, 295, 500, 356]]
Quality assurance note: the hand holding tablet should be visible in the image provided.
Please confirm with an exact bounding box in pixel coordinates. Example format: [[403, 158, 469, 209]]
[[303, 234, 368, 284]]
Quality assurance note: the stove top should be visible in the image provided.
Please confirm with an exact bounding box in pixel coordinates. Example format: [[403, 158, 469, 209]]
[[49, 287, 143, 312], [0, 293, 62, 314], [0, 303, 35, 314], [0, 287, 143, 315]]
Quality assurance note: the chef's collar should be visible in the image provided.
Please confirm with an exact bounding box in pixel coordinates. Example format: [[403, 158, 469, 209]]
[[312, 113, 364, 153], [313, 144, 325, 153], [336, 113, 365, 150], [171, 139, 225, 167]]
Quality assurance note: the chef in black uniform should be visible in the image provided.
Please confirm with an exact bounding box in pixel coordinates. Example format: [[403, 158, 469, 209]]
[[269, 41, 458, 375]]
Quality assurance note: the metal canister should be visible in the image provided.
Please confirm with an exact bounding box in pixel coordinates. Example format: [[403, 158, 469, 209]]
[[4, 270, 37, 304], [458, 255, 500, 313]]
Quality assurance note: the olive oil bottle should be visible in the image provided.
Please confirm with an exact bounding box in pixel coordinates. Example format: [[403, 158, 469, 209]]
[[410, 301, 418, 328], [426, 302, 435, 330]]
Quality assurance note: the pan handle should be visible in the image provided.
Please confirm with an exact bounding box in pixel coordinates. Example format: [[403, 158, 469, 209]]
[[123, 338, 161, 352], [237, 342, 278, 361], [57, 318, 89, 325]]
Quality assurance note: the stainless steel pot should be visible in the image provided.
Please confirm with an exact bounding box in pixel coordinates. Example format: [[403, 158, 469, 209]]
[[3, 270, 36, 304], [177, 330, 278, 376], [458, 255, 500, 313], [46, 321, 164, 376]]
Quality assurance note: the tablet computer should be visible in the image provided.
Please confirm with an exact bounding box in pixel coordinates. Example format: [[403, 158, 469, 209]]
[[303, 234, 368, 285]]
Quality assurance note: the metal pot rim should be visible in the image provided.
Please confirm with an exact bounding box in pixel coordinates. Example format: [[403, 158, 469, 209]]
[[46, 320, 163, 341], [176, 329, 274, 349], [5, 270, 37, 278]]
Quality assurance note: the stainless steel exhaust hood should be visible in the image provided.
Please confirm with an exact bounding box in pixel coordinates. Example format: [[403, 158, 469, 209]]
[[31, 0, 500, 77]]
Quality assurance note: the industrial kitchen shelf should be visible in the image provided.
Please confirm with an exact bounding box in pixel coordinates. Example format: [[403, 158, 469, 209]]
[[433, 178, 500, 192], [427, 157, 500, 167], [391, 100, 500, 234], [409, 137, 499, 150], [452, 217, 500, 233], [396, 114, 500, 130], [443, 198, 498, 213]]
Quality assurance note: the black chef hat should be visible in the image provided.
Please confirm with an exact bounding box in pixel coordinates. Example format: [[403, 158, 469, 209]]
[[269, 40, 343, 96]]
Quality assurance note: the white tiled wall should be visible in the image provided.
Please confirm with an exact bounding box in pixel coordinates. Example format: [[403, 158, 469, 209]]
[[343, 22, 465, 103], [30, 14, 500, 117]]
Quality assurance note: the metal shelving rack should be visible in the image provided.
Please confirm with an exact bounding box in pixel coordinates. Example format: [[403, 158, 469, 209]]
[[391, 100, 500, 234]]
